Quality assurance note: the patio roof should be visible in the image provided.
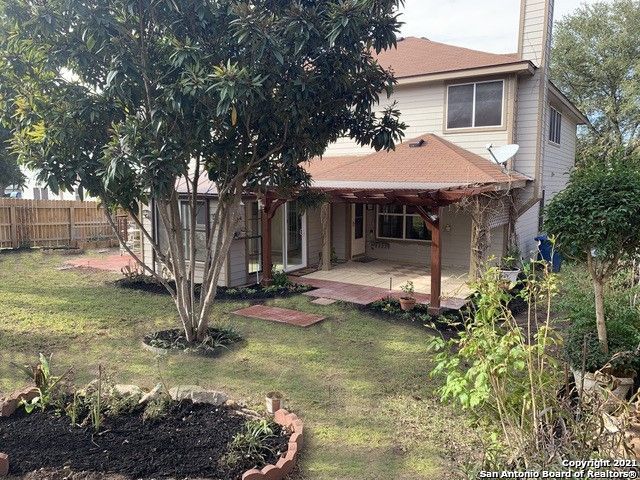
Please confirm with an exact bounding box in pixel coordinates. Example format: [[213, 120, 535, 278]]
[[304, 133, 529, 206]]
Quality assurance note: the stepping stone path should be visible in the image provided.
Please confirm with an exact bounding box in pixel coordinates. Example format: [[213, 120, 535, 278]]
[[233, 305, 326, 327], [311, 297, 337, 305]]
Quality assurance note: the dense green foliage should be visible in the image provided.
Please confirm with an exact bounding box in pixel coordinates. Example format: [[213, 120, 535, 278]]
[[0, 0, 405, 207], [551, 0, 640, 159], [545, 160, 640, 262], [0, 123, 25, 194], [555, 264, 640, 331], [565, 317, 640, 374], [428, 264, 566, 470]]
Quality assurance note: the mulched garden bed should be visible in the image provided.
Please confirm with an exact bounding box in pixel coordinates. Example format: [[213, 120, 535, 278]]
[[0, 400, 289, 479], [114, 275, 314, 300], [366, 284, 528, 334], [143, 327, 243, 356], [366, 299, 465, 333]]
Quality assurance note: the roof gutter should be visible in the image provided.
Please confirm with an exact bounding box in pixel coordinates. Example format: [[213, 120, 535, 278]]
[[395, 61, 536, 86]]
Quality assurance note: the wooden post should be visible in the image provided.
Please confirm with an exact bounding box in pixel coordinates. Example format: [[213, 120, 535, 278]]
[[429, 211, 442, 315], [9, 205, 18, 249], [415, 205, 442, 315], [69, 206, 76, 248], [320, 202, 332, 271], [261, 204, 273, 285]]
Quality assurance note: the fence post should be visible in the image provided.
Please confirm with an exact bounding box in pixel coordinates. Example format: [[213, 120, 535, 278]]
[[69, 206, 76, 248], [9, 206, 18, 249]]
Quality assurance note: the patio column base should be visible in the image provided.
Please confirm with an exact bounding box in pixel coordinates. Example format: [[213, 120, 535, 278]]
[[428, 306, 444, 316]]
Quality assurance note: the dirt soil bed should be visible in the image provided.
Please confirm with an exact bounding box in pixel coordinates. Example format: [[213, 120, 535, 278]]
[[114, 276, 314, 300], [0, 400, 288, 479]]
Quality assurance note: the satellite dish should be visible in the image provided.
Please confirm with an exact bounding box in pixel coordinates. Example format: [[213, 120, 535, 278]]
[[486, 144, 520, 166]]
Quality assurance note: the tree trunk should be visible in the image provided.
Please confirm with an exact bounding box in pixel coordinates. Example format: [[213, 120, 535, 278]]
[[593, 277, 608, 354]]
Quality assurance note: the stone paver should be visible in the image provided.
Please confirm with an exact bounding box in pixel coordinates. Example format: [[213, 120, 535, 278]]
[[233, 305, 326, 327], [310, 297, 337, 305], [296, 277, 468, 310]]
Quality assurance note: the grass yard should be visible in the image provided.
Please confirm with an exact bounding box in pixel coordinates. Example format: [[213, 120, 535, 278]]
[[0, 251, 479, 480]]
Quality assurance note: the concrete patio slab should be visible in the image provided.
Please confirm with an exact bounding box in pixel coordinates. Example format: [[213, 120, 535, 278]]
[[232, 305, 326, 327]]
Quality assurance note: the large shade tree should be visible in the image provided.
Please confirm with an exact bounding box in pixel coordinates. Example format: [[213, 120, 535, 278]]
[[0, 0, 405, 341], [0, 127, 25, 195], [551, 0, 640, 161], [545, 157, 640, 353]]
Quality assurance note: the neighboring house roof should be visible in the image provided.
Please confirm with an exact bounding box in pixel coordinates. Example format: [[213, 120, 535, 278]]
[[305, 134, 530, 191], [375, 37, 531, 80]]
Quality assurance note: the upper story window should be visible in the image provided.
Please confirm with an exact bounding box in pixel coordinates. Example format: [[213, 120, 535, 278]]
[[549, 107, 562, 145], [447, 80, 504, 129]]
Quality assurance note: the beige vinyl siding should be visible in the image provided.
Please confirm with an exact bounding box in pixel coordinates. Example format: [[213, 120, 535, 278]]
[[362, 205, 472, 269], [486, 225, 505, 262], [149, 198, 230, 286], [515, 198, 541, 259], [543, 111, 576, 200], [331, 203, 348, 260], [306, 206, 323, 268], [324, 81, 510, 160], [519, 0, 550, 66]]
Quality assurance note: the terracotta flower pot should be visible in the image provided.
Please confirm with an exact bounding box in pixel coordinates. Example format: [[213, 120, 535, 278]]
[[399, 297, 416, 312], [266, 391, 283, 414]]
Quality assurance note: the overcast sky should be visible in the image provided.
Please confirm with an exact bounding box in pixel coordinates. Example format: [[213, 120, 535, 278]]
[[399, 0, 608, 53]]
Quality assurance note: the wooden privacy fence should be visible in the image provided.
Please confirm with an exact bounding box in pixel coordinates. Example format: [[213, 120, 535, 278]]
[[0, 198, 120, 249]]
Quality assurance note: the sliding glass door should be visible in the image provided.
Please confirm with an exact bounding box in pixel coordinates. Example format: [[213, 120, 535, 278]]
[[271, 200, 306, 272]]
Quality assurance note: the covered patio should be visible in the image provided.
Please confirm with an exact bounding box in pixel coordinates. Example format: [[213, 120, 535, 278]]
[[259, 134, 529, 314]]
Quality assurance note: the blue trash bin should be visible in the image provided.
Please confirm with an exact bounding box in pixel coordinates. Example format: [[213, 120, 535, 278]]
[[535, 234, 562, 272]]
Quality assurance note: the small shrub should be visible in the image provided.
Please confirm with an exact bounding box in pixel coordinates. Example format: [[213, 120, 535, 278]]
[[142, 394, 172, 423], [221, 419, 281, 468], [271, 268, 291, 288], [565, 317, 640, 375], [12, 353, 69, 413]]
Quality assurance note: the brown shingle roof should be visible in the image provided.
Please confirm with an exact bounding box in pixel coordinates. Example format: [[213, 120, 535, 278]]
[[375, 37, 523, 79], [305, 134, 529, 189]]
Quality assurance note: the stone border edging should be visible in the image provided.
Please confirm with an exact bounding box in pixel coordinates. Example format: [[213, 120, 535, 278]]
[[0, 386, 40, 476], [241, 408, 303, 480]]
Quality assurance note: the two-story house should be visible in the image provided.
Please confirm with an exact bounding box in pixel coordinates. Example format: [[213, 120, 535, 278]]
[[142, 0, 587, 312]]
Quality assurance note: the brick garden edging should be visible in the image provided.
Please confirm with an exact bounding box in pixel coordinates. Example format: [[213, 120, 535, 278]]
[[241, 408, 304, 480], [0, 386, 40, 476]]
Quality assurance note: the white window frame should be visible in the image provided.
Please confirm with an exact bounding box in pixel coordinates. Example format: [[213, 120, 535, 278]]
[[179, 200, 208, 262], [376, 205, 431, 243], [549, 106, 562, 145], [446, 79, 505, 130]]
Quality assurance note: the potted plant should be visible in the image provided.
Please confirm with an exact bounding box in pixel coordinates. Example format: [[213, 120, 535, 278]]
[[399, 281, 416, 312], [565, 317, 640, 403], [499, 250, 521, 284], [265, 391, 283, 414]]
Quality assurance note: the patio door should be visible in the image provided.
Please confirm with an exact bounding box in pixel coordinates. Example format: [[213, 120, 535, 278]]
[[271, 200, 307, 272], [351, 204, 366, 258]]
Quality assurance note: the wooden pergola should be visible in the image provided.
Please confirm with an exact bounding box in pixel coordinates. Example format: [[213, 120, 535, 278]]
[[259, 181, 522, 314]]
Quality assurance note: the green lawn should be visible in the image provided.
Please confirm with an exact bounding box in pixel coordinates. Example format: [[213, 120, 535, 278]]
[[0, 251, 479, 480]]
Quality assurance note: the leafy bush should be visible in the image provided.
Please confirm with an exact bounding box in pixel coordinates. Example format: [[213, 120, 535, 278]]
[[271, 268, 291, 288], [144, 326, 243, 354], [565, 317, 640, 375], [221, 419, 283, 468], [556, 263, 640, 331]]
